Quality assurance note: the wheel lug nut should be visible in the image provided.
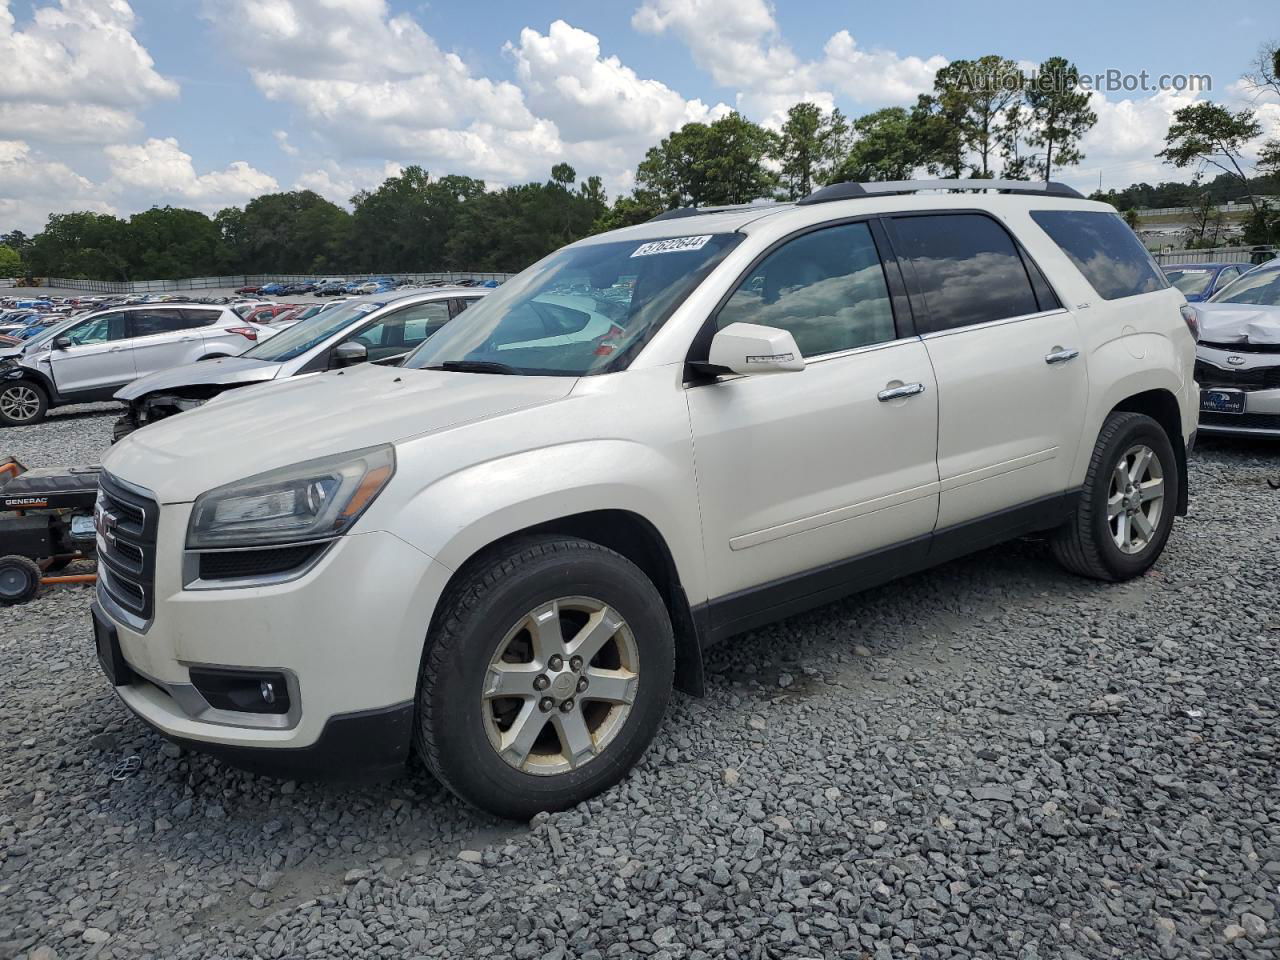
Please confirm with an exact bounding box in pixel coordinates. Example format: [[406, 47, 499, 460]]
[[533, 674, 550, 691], [560, 698, 575, 712], [548, 655, 563, 670], [539, 697, 554, 712], [577, 677, 588, 692], [569, 656, 583, 672]]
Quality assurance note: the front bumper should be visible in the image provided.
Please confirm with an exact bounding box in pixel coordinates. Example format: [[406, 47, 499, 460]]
[[1196, 346, 1280, 436], [92, 504, 452, 778]]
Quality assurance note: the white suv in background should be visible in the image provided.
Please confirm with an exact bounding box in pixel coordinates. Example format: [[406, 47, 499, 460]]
[[0, 303, 267, 426], [94, 180, 1197, 818]]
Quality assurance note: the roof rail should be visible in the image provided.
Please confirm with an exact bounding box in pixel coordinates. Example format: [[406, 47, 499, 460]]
[[796, 179, 1086, 206], [647, 200, 786, 223]]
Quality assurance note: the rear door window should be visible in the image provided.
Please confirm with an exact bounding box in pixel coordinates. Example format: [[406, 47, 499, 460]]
[[128, 309, 199, 338], [180, 309, 222, 327], [889, 213, 1043, 333], [1031, 210, 1168, 300]]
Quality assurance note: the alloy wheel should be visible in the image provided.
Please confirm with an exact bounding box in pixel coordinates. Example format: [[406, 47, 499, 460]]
[[482, 596, 639, 776], [1108, 443, 1165, 555], [0, 386, 40, 423]]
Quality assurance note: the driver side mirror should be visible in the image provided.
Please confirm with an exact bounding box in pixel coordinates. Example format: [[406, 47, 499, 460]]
[[53, 336, 72, 350], [331, 340, 368, 369], [707, 322, 805, 376]]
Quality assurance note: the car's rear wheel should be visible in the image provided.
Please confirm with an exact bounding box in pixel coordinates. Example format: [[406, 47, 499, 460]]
[[0, 381, 48, 427], [0, 555, 41, 605], [415, 537, 674, 819], [1051, 411, 1179, 581]]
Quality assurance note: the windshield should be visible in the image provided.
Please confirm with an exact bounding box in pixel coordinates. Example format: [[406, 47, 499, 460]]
[[241, 300, 384, 362], [1210, 265, 1280, 306], [403, 233, 742, 376], [1164, 268, 1214, 296]]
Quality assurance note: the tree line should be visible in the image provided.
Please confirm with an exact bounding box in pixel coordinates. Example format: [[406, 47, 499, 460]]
[[10, 45, 1278, 280]]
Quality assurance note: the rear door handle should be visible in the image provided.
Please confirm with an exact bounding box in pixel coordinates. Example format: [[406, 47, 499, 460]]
[[1045, 347, 1079, 365], [878, 382, 926, 402], [108, 346, 128, 353]]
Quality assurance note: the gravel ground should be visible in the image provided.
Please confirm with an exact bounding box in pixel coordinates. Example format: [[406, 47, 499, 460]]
[[1, 416, 1278, 960]]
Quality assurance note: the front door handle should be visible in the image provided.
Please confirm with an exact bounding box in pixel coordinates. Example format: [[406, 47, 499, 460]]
[[108, 346, 128, 353], [878, 382, 926, 402], [1045, 347, 1080, 365]]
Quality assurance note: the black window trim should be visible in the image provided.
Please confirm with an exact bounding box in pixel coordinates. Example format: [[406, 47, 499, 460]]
[[879, 208, 1066, 339], [683, 213, 915, 383]]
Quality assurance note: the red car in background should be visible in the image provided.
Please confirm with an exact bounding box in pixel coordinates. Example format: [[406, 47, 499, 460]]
[[244, 303, 298, 324], [235, 284, 263, 295]]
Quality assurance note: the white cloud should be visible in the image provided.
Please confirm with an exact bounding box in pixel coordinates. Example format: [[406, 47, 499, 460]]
[[0, 0, 177, 146], [204, 0, 563, 182], [0, 140, 114, 230], [509, 20, 729, 145], [296, 160, 404, 205], [104, 137, 278, 208], [632, 0, 944, 125], [273, 129, 299, 156]]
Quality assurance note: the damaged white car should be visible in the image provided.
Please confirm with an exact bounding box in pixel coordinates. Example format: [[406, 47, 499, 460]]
[[1193, 259, 1280, 437]]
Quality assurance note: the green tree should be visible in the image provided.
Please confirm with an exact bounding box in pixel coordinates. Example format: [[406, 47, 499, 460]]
[[833, 107, 929, 182], [0, 245, 21, 276], [775, 102, 850, 199], [1122, 208, 1141, 231], [223, 190, 352, 273], [592, 190, 664, 233], [933, 56, 1026, 178], [26, 212, 130, 280], [1025, 57, 1097, 181], [909, 93, 967, 178], [998, 101, 1037, 179], [1159, 102, 1263, 212], [350, 168, 483, 272], [636, 113, 777, 208], [124, 207, 226, 279]]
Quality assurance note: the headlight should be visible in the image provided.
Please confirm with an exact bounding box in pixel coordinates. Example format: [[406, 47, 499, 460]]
[[187, 444, 395, 549]]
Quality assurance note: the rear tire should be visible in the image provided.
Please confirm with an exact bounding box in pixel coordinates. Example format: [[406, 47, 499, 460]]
[[0, 381, 48, 427], [415, 537, 675, 819], [0, 555, 41, 605], [1051, 412, 1179, 581]]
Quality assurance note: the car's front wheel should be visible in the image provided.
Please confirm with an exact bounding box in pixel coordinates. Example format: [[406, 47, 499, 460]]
[[415, 536, 674, 819], [0, 381, 48, 427], [1052, 411, 1179, 581]]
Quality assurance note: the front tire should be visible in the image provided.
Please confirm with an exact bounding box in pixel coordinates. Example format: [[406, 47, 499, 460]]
[[1052, 411, 1179, 581], [0, 381, 48, 427], [415, 537, 675, 819]]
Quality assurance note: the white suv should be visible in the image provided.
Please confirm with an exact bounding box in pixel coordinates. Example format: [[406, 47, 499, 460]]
[[92, 181, 1197, 818], [0, 303, 267, 426]]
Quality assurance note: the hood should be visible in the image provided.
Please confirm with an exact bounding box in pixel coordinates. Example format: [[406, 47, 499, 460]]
[[1195, 303, 1280, 345], [114, 356, 281, 401], [103, 362, 577, 502]]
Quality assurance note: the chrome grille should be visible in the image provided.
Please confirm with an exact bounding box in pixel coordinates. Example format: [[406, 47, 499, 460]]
[[96, 472, 158, 621]]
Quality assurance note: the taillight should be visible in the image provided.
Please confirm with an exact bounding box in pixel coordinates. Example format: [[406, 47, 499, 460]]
[[1179, 304, 1200, 341], [228, 326, 259, 342]]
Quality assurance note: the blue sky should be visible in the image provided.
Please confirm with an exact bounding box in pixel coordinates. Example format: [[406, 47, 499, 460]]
[[1, 0, 1277, 232]]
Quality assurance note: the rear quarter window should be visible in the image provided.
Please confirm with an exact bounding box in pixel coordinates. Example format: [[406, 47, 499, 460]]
[[1031, 210, 1168, 301]]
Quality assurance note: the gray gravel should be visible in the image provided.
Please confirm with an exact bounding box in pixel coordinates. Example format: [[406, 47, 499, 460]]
[[1, 418, 1278, 960]]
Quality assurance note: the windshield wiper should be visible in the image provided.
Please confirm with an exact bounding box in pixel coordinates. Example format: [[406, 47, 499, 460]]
[[426, 359, 517, 375]]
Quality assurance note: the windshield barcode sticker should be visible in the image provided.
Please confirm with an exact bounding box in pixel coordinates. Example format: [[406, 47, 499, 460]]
[[630, 235, 712, 258]]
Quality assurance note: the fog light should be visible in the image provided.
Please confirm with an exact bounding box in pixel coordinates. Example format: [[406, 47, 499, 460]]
[[190, 668, 291, 715]]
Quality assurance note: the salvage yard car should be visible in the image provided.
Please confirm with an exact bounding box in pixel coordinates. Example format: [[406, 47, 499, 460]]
[[1192, 258, 1280, 436], [93, 180, 1197, 818], [112, 288, 485, 440], [0, 303, 269, 427]]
